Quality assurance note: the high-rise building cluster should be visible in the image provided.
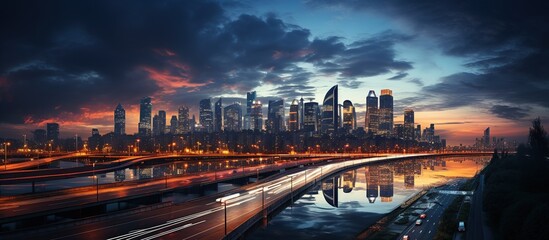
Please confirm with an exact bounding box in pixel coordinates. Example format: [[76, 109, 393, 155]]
[[110, 85, 443, 144], [473, 127, 510, 150], [16, 85, 451, 153]]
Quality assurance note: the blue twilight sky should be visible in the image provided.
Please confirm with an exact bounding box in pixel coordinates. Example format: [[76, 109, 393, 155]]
[[1, 0, 548, 145]]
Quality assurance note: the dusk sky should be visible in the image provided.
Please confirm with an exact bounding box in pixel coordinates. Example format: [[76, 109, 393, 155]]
[[1, 0, 548, 145]]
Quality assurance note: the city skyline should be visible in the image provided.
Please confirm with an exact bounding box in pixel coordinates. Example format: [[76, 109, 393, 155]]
[[1, 0, 548, 145]]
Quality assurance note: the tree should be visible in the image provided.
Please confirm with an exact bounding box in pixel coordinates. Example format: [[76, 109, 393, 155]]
[[529, 117, 548, 161]]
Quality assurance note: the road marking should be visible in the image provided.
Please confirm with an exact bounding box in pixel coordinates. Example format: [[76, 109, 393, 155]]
[[140, 220, 206, 240], [429, 230, 431, 234], [108, 207, 222, 240], [420, 230, 423, 233]]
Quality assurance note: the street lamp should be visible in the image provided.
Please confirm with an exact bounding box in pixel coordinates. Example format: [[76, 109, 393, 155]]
[[4, 142, 11, 170], [93, 162, 98, 202], [136, 139, 140, 153], [216, 193, 239, 237]]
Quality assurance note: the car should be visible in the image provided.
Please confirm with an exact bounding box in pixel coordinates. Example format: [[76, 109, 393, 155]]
[[420, 213, 427, 219], [416, 219, 422, 226], [458, 221, 466, 232], [403, 235, 409, 240]]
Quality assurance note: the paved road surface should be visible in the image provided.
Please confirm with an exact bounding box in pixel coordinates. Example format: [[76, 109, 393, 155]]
[[398, 180, 464, 240]]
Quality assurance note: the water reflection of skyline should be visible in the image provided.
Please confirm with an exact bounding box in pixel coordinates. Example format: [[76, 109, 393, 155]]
[[320, 157, 485, 207], [249, 156, 490, 240]]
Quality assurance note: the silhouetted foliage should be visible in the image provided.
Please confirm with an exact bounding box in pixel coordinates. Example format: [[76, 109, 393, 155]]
[[483, 118, 549, 239], [519, 204, 549, 240], [529, 117, 549, 161], [492, 148, 499, 162]]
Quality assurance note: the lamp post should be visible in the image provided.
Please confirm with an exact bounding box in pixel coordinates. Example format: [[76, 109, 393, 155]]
[[136, 139, 140, 154], [4, 142, 10, 170], [48, 142, 52, 157], [93, 162, 98, 202], [164, 172, 168, 188], [223, 200, 228, 236], [262, 186, 266, 217], [290, 175, 294, 204]]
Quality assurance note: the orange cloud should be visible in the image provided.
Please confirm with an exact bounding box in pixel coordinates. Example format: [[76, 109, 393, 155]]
[[142, 62, 211, 94]]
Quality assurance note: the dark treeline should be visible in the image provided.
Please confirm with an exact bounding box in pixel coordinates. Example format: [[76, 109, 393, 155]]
[[483, 118, 549, 240]]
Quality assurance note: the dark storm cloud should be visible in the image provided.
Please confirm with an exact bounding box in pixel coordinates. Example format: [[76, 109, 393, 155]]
[[309, 0, 549, 119], [490, 105, 529, 120], [273, 85, 316, 99], [0, 0, 417, 128], [317, 32, 413, 79]]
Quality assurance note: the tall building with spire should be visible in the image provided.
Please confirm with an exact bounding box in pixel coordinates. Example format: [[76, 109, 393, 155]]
[[365, 90, 379, 134], [321, 85, 338, 135], [379, 89, 393, 136], [342, 100, 356, 132], [114, 103, 125, 135], [267, 100, 284, 133], [138, 97, 152, 136], [289, 99, 300, 131], [214, 98, 223, 132]]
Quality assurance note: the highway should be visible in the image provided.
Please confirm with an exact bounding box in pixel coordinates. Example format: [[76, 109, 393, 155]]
[[1, 153, 491, 239], [398, 179, 464, 240], [465, 174, 493, 240], [0, 156, 336, 220], [2, 154, 442, 239]]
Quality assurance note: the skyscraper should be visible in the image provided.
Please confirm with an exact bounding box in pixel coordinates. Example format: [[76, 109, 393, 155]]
[[366, 165, 379, 203], [299, 97, 304, 130], [379, 89, 393, 136], [152, 110, 166, 136], [158, 110, 166, 135], [289, 99, 300, 131], [214, 98, 223, 132], [178, 106, 190, 134], [404, 108, 415, 140], [224, 103, 242, 131], [170, 115, 178, 134], [304, 101, 320, 133], [46, 123, 59, 144], [365, 90, 379, 134], [415, 124, 422, 141], [114, 103, 125, 135], [267, 100, 284, 133], [244, 91, 256, 130], [342, 100, 356, 132], [138, 97, 152, 136], [33, 129, 47, 147], [152, 114, 160, 136], [250, 100, 263, 131], [321, 85, 338, 135], [199, 99, 213, 132], [483, 127, 490, 148], [379, 167, 394, 202]]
